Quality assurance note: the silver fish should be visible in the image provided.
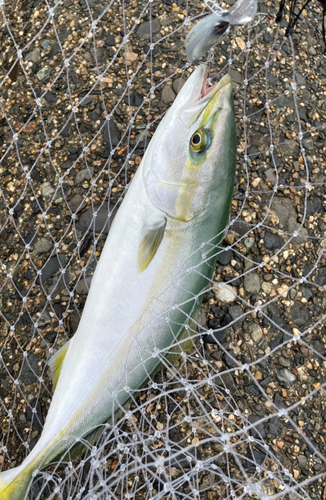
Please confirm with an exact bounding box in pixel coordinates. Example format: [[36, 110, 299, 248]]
[[0, 65, 236, 500]]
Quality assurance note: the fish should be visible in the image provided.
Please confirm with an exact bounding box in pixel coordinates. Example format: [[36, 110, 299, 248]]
[[186, 0, 257, 63], [0, 64, 236, 500]]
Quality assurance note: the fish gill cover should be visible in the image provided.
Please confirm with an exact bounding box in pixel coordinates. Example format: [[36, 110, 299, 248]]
[[0, 0, 325, 499]]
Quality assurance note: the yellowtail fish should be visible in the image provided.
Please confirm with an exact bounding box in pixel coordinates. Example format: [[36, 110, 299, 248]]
[[0, 64, 236, 500]]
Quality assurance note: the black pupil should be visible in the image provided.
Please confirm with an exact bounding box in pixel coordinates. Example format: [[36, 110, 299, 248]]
[[192, 133, 201, 145]]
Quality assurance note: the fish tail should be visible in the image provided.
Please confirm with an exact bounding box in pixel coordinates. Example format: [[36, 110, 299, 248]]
[[0, 465, 33, 500]]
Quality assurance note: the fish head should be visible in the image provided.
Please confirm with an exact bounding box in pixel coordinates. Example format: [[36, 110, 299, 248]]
[[143, 64, 236, 223], [185, 13, 230, 63]]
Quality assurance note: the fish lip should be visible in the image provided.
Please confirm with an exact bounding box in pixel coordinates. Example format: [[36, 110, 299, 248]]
[[200, 72, 232, 100]]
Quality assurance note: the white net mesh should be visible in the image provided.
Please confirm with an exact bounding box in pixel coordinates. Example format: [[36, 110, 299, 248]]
[[0, 0, 326, 498]]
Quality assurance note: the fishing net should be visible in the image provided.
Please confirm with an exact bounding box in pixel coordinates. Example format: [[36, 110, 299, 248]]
[[0, 0, 325, 498]]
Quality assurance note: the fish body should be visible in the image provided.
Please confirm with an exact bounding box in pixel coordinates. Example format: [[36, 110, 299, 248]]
[[0, 65, 236, 500], [186, 0, 257, 62]]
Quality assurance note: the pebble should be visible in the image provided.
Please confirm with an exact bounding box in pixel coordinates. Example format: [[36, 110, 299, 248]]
[[75, 167, 94, 184], [264, 232, 284, 250], [276, 368, 297, 387], [248, 324, 263, 343], [278, 355, 291, 368], [172, 77, 185, 94], [136, 19, 161, 38], [244, 237, 254, 249], [228, 304, 243, 321], [41, 182, 55, 197], [265, 168, 276, 184], [39, 39, 52, 50], [68, 194, 85, 213], [214, 283, 237, 303], [103, 120, 121, 146], [262, 282, 272, 294], [105, 35, 115, 46], [37, 66, 50, 81], [161, 85, 175, 104], [126, 52, 138, 62], [26, 48, 41, 63], [76, 205, 115, 234], [291, 302, 311, 327], [248, 414, 266, 439], [217, 248, 233, 266], [316, 266, 326, 286], [38, 255, 69, 284], [19, 353, 40, 386], [32, 238, 53, 256], [244, 272, 260, 294]]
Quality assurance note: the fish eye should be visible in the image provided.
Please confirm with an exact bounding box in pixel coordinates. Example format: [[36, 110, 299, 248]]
[[190, 129, 211, 154], [214, 22, 229, 35]]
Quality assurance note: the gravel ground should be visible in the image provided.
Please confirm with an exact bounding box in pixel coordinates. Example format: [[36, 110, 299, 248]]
[[0, 0, 326, 498]]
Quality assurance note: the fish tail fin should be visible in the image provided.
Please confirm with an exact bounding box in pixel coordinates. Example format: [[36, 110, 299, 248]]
[[0, 465, 32, 500]]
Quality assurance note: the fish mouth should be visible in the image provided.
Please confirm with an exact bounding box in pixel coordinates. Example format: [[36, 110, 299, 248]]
[[200, 72, 232, 100], [178, 66, 232, 127]]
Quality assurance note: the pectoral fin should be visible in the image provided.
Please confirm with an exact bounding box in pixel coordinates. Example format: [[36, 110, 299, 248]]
[[48, 339, 71, 391], [137, 217, 167, 273]]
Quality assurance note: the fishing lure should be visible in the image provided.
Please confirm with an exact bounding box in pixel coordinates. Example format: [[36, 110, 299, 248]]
[[186, 0, 257, 62]]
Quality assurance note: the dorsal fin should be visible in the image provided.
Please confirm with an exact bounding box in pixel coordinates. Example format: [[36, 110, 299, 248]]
[[137, 217, 167, 274], [48, 340, 71, 391]]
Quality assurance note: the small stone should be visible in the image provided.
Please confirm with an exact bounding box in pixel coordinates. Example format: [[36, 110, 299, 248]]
[[276, 368, 296, 387], [228, 304, 243, 321], [278, 356, 291, 368], [255, 370, 263, 380], [316, 266, 326, 286], [75, 276, 92, 295], [248, 324, 263, 342], [229, 68, 242, 84], [293, 469, 300, 480], [217, 248, 233, 266], [262, 282, 272, 294], [76, 205, 116, 234], [40, 39, 52, 50], [265, 168, 276, 184], [26, 48, 41, 63], [214, 283, 237, 303], [161, 85, 175, 104], [244, 236, 254, 249], [126, 51, 138, 62], [41, 182, 55, 197], [75, 167, 94, 184], [136, 19, 161, 38], [37, 66, 50, 81], [248, 414, 266, 439], [103, 119, 121, 147], [38, 255, 69, 284], [264, 232, 284, 250], [68, 194, 84, 213], [105, 35, 115, 46], [33, 238, 53, 256], [44, 91, 58, 103], [291, 302, 311, 327], [79, 96, 93, 107], [297, 455, 307, 468], [172, 77, 185, 94], [20, 353, 40, 386], [244, 272, 260, 294]]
